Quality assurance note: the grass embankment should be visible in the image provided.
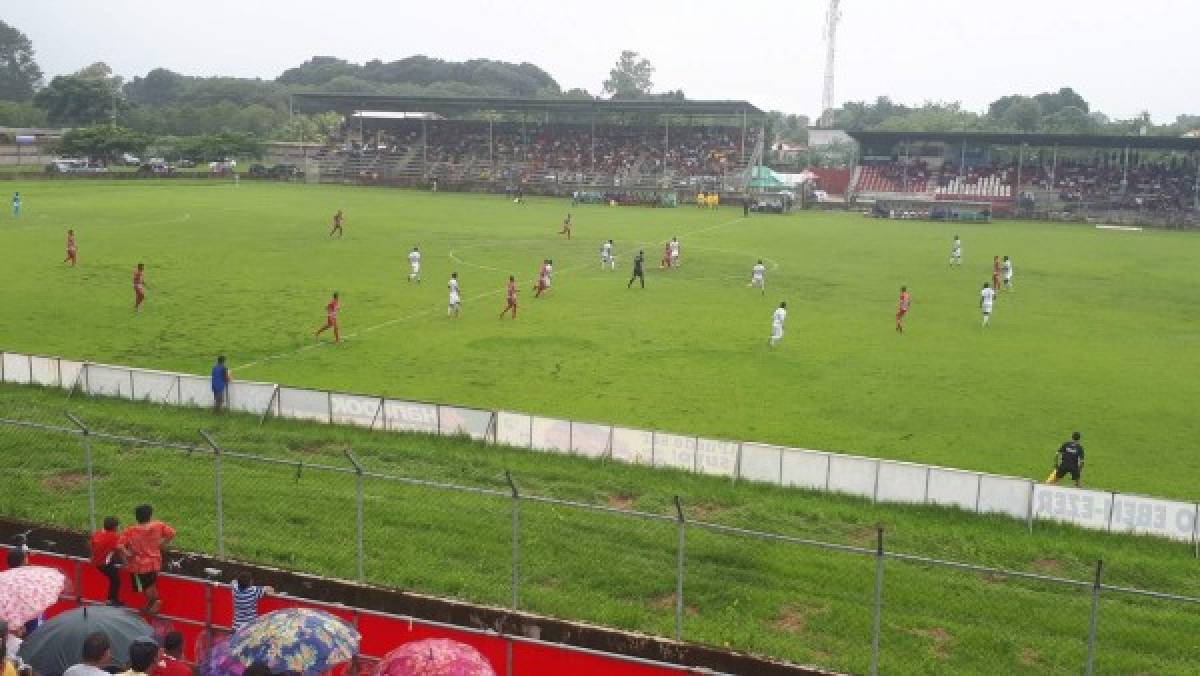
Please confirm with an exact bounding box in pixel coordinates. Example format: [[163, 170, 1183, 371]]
[[3, 385, 1197, 674]]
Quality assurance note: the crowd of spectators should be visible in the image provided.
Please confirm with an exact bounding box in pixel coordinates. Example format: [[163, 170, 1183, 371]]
[[859, 156, 1197, 211], [320, 121, 755, 184]]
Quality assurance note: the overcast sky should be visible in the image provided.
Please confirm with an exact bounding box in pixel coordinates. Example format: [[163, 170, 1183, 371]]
[[8, 0, 1198, 122]]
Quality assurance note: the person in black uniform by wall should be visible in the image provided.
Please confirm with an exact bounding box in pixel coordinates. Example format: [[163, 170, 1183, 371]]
[[1048, 431, 1085, 487], [627, 250, 645, 289]]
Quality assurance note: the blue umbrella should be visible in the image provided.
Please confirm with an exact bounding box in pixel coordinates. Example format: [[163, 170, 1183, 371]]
[[17, 605, 153, 676], [227, 608, 359, 675]]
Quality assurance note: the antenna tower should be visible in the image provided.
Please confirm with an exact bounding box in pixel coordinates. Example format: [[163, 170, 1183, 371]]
[[820, 0, 841, 128]]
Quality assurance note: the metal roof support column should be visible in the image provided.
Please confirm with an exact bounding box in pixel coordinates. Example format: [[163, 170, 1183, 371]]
[[1016, 143, 1025, 197], [741, 109, 747, 160], [1193, 152, 1199, 214]]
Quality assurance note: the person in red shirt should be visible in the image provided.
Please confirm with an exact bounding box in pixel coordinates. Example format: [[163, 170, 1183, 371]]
[[328, 209, 344, 238], [896, 285, 911, 333], [314, 292, 341, 343], [152, 632, 191, 676], [992, 256, 1001, 294], [500, 275, 518, 319], [65, 229, 77, 266], [532, 261, 549, 298], [118, 504, 176, 615], [660, 241, 672, 269], [90, 516, 124, 606], [133, 263, 147, 313]]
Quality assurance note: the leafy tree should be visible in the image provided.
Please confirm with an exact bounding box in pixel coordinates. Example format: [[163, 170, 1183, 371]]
[[269, 112, 344, 143], [602, 50, 654, 99], [1033, 87, 1089, 115], [57, 124, 149, 161], [34, 74, 123, 125], [1041, 105, 1094, 133], [0, 20, 42, 101], [0, 100, 46, 126], [123, 68, 189, 106], [159, 132, 263, 162], [278, 56, 360, 86], [1000, 97, 1042, 132]]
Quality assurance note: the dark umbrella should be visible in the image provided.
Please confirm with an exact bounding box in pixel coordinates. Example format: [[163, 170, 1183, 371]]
[[17, 605, 154, 676]]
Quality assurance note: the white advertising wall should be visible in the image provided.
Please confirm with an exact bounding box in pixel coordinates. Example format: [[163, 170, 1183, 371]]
[[383, 399, 438, 433], [86, 364, 130, 398], [278, 387, 331, 423], [695, 438, 738, 478], [29, 356, 60, 387], [610, 427, 653, 465], [58, 360, 85, 391], [1032, 485, 1113, 531], [530, 417, 571, 453], [228, 381, 277, 416], [131, 369, 178, 404], [738, 443, 783, 484], [978, 476, 1034, 520], [875, 461, 929, 505], [495, 412, 532, 448], [329, 393, 381, 428], [1, 353, 31, 384], [570, 422, 611, 459], [925, 468, 979, 511], [652, 433, 697, 472], [178, 375, 212, 407], [781, 449, 829, 490], [439, 406, 494, 441], [827, 455, 878, 499], [1108, 494, 1197, 542]]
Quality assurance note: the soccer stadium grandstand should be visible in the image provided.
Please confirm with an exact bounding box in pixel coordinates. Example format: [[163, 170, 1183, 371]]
[[288, 94, 765, 196], [844, 131, 1200, 225]]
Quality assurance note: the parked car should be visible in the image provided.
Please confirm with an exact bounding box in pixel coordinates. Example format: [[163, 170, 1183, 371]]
[[121, 152, 141, 166], [248, 164, 270, 177], [46, 159, 108, 174], [269, 163, 298, 179], [136, 161, 175, 176]]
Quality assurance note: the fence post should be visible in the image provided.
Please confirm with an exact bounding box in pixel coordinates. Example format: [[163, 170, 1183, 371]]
[[673, 495, 686, 641], [1085, 559, 1104, 676], [870, 525, 885, 676], [65, 413, 96, 533], [505, 471, 519, 610], [199, 431, 226, 559], [345, 450, 365, 582]]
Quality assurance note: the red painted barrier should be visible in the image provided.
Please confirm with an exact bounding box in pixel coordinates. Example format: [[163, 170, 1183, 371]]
[[5, 548, 699, 675]]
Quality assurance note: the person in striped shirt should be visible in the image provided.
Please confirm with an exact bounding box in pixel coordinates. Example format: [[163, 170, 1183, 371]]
[[231, 571, 274, 631]]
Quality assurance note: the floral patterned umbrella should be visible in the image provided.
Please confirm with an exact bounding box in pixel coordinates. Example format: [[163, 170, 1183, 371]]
[[0, 565, 67, 626], [197, 635, 245, 676], [374, 639, 495, 676], [228, 608, 359, 675]]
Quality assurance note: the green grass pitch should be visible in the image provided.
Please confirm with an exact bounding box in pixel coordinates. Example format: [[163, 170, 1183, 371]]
[[2, 180, 1199, 501]]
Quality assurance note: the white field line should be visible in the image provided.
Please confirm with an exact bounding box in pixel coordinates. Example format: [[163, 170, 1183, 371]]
[[236, 215, 748, 371]]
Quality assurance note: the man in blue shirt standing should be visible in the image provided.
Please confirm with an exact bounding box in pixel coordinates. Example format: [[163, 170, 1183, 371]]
[[211, 355, 231, 413]]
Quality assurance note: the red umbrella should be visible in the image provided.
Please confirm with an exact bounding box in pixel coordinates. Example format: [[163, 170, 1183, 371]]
[[374, 639, 494, 676], [0, 566, 67, 626]]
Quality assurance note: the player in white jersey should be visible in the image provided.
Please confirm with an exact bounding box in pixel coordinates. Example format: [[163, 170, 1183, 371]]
[[768, 301, 788, 347], [980, 282, 995, 326], [601, 240, 615, 270], [669, 237, 680, 267], [950, 235, 962, 266], [543, 259, 553, 288], [749, 260, 766, 294], [1002, 255, 1013, 290], [408, 246, 422, 283], [447, 272, 461, 317]]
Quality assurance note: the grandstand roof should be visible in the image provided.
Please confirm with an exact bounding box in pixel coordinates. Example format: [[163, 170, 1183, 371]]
[[847, 130, 1200, 151], [292, 93, 762, 117]]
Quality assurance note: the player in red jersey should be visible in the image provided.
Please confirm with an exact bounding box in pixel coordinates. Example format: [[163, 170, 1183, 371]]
[[992, 256, 1001, 293], [896, 285, 911, 333], [500, 275, 518, 319], [329, 210, 344, 238], [65, 229, 77, 266], [533, 259, 549, 297], [558, 213, 573, 239], [314, 292, 341, 343], [660, 241, 672, 269], [133, 263, 147, 312]]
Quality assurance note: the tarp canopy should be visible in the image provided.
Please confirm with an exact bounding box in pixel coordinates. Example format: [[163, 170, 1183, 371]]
[[749, 165, 785, 189]]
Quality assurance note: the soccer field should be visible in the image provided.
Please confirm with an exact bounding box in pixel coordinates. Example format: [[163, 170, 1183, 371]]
[[3, 180, 1199, 499]]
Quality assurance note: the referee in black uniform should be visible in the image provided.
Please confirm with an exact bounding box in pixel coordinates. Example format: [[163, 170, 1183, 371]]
[[627, 249, 645, 289], [1049, 431, 1085, 487]]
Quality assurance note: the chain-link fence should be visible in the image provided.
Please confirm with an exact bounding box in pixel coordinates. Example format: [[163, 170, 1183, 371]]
[[3, 414, 1199, 674]]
